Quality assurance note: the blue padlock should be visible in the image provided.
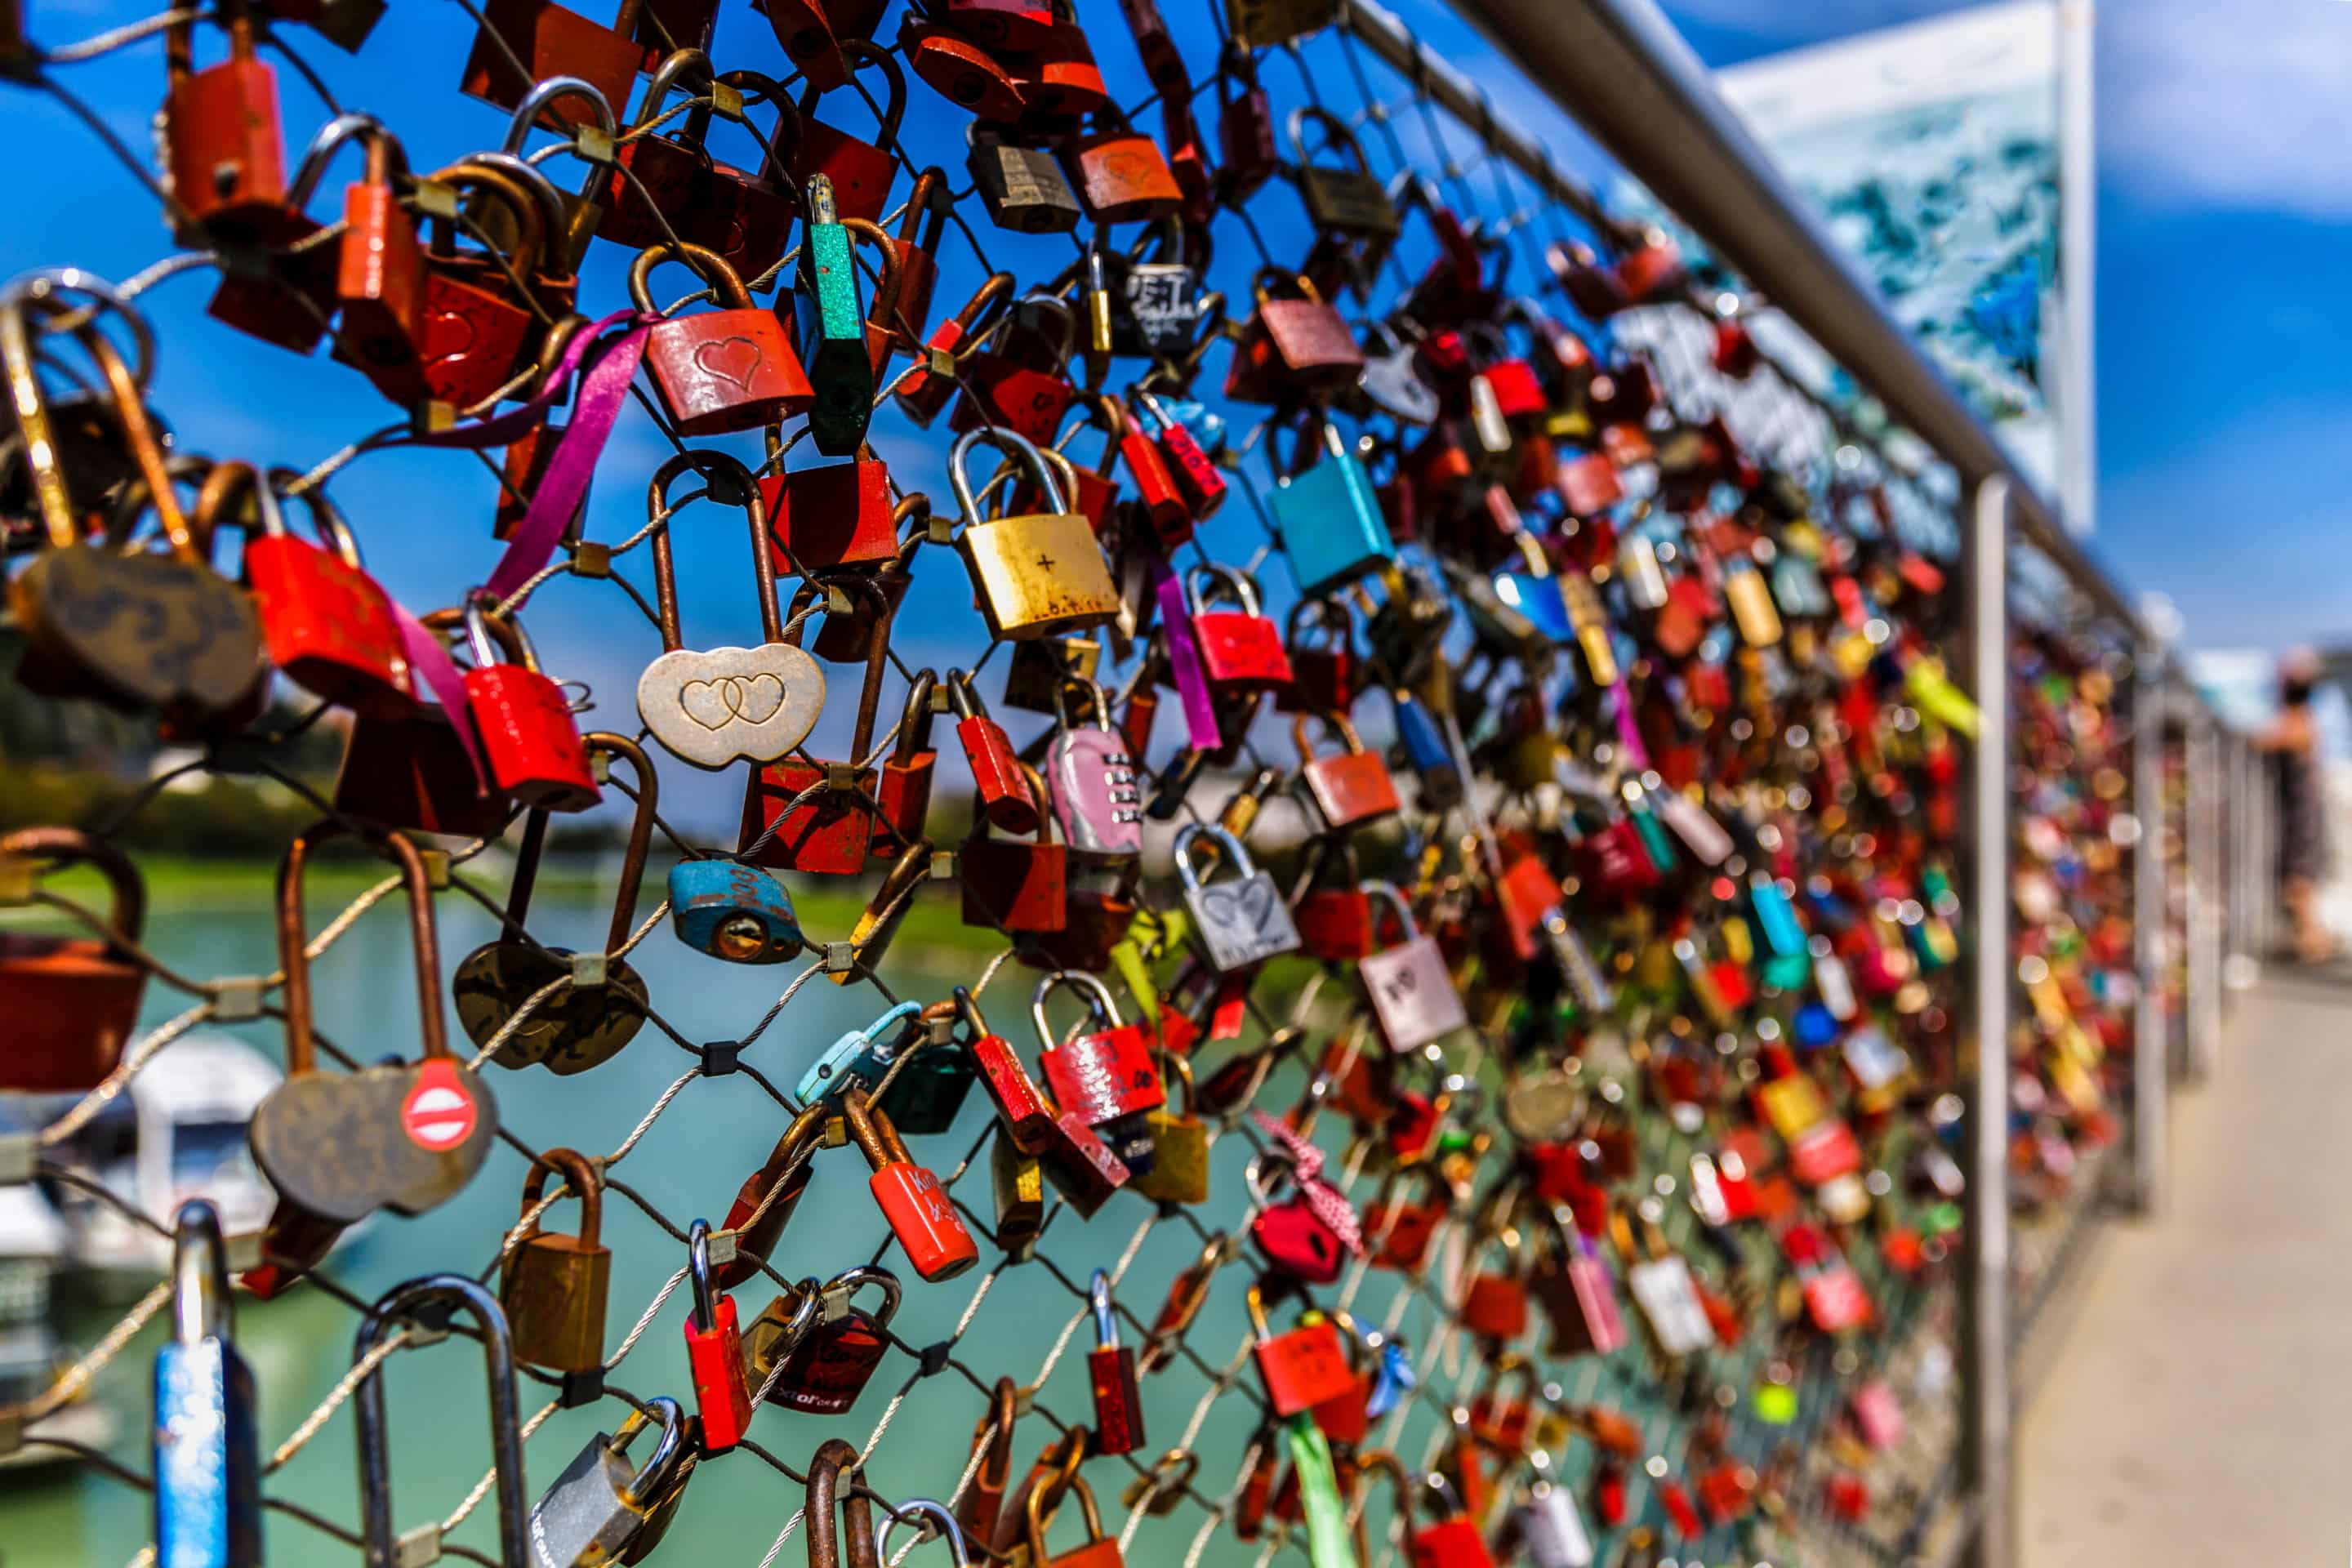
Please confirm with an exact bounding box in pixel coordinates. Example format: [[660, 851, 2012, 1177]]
[[1748, 871, 1807, 959], [668, 858, 804, 964], [1270, 416, 1395, 598], [795, 1000, 923, 1107], [1391, 690, 1463, 809], [154, 1199, 261, 1568]]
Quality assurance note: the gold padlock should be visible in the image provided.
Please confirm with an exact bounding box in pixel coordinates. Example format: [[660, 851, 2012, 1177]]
[[1129, 1054, 1208, 1206], [950, 427, 1120, 642], [1723, 560, 1784, 648], [499, 1148, 611, 1374]]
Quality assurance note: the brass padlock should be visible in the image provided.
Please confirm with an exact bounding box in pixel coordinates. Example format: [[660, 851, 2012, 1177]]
[[950, 427, 1120, 642], [1128, 1054, 1208, 1206], [500, 1147, 611, 1374]]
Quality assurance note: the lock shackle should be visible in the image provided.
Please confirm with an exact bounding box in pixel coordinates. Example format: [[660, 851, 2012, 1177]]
[[891, 667, 938, 765], [284, 111, 406, 212], [629, 238, 760, 315], [0, 826, 147, 947], [942, 666, 987, 724], [264, 466, 370, 572], [1291, 709, 1370, 763], [800, 36, 908, 146], [952, 984, 990, 1041], [1267, 404, 1353, 479], [1285, 103, 1378, 176], [168, 1198, 231, 1345], [461, 591, 543, 673], [1183, 561, 1261, 619], [1356, 880, 1420, 943], [1285, 592, 1353, 648], [1088, 1268, 1120, 1348], [893, 166, 951, 255], [875, 1497, 968, 1567], [1171, 822, 1257, 893], [646, 448, 786, 653], [501, 75, 616, 153], [278, 823, 445, 1079], [1353, 1450, 1432, 1533], [580, 732, 657, 953], [1159, 1049, 1197, 1120], [841, 1085, 914, 1173], [0, 301, 190, 558], [612, 1394, 691, 1503], [355, 1275, 530, 1568], [717, 69, 808, 198], [1029, 969, 1122, 1045], [1, 268, 156, 390], [821, 1263, 904, 1328], [1024, 1472, 1106, 1566], [1049, 675, 1114, 733], [947, 427, 1066, 522], [1248, 265, 1325, 311], [518, 1147, 603, 1250], [686, 1217, 719, 1330], [807, 1435, 873, 1568], [435, 157, 559, 277]]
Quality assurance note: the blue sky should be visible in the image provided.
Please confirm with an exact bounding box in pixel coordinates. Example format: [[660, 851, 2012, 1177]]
[[0, 0, 2337, 826]]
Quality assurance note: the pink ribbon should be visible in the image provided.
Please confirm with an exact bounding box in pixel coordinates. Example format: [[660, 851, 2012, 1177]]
[[1155, 565, 1223, 751], [1610, 679, 1650, 773], [390, 599, 485, 783], [1250, 1110, 1365, 1258]]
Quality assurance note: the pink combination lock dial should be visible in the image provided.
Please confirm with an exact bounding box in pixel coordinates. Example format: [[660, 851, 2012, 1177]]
[[1049, 678, 1143, 858]]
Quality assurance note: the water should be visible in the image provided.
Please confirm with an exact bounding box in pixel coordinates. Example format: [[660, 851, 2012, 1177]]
[[9, 889, 1291, 1566]]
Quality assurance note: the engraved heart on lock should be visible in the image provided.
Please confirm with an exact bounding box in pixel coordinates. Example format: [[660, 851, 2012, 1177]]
[[690, 334, 766, 391], [643, 648, 822, 764], [679, 672, 788, 728]]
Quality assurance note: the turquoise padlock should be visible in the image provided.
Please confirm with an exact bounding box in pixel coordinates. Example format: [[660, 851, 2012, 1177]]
[[795, 173, 884, 456], [1748, 872, 1807, 959], [1270, 417, 1395, 598], [667, 860, 804, 964], [794, 1000, 921, 1107]]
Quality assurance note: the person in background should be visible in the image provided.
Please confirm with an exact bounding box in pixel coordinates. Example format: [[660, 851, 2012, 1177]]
[[2259, 648, 2336, 963]]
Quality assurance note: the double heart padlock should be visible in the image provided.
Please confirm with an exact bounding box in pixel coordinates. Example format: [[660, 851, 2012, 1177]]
[[1173, 823, 1300, 973]]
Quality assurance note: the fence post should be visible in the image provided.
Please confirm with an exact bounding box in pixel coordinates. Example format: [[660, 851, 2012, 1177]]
[[2131, 648, 2167, 1215], [1958, 475, 2014, 1568]]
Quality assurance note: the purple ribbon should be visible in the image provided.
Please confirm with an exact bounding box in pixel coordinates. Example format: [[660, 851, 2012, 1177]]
[[1250, 1110, 1365, 1259], [1156, 565, 1222, 751], [1610, 679, 1650, 773], [391, 599, 485, 782]]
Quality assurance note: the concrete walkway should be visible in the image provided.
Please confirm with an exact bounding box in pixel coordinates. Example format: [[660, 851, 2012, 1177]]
[[2017, 974, 2352, 1564]]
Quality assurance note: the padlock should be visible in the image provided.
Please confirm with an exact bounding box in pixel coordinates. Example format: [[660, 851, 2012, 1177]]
[[967, 122, 1085, 233], [1361, 1168, 1448, 1272], [219, 467, 412, 720], [1293, 712, 1400, 833], [745, 1265, 902, 1414], [599, 50, 719, 252], [457, 599, 599, 813], [1134, 387, 1227, 519], [461, 0, 644, 136], [449, 742, 654, 1075], [353, 1276, 531, 1568], [793, 38, 905, 223], [1027, 1474, 1124, 1568], [1247, 1150, 1349, 1284], [1531, 1216, 1628, 1358], [1227, 269, 1364, 403], [710, 1104, 830, 1291], [681, 1218, 755, 1453], [1129, 1053, 1209, 1205], [153, 1200, 262, 1568], [872, 999, 978, 1134], [1515, 1453, 1596, 1568], [796, 173, 897, 454], [1048, 677, 1143, 858], [0, 828, 150, 1094], [631, 243, 813, 435], [796, 1000, 921, 1108], [527, 1395, 694, 1568], [162, 10, 288, 242], [1034, 970, 1162, 1174], [1290, 105, 1398, 241], [757, 0, 849, 87], [1270, 418, 1398, 602], [1226, 0, 1338, 47], [871, 167, 950, 368], [1460, 1232, 1531, 1343], [1296, 881, 1374, 962], [735, 574, 893, 871], [667, 853, 805, 964], [1085, 1270, 1144, 1456], [950, 426, 1121, 641], [1361, 1452, 1494, 1568], [1356, 882, 1468, 1053], [412, 163, 547, 412], [1184, 564, 1293, 699], [1214, 41, 1279, 197], [844, 1086, 980, 1281], [946, 0, 1054, 47], [1114, 219, 1204, 363], [499, 1148, 611, 1374], [1174, 823, 1300, 973], [902, 15, 1030, 121], [960, 763, 1069, 933], [1059, 109, 1183, 224], [949, 292, 1081, 446], [1014, 0, 1112, 116], [946, 667, 1040, 832], [1246, 1286, 1356, 1416], [866, 666, 941, 864], [903, 280, 1018, 432], [321, 122, 429, 377], [1624, 1222, 1716, 1358]]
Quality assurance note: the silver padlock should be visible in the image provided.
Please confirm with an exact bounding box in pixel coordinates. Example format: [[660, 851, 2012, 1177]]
[[1539, 907, 1615, 1014], [1626, 1230, 1715, 1358], [526, 1395, 692, 1567], [1172, 823, 1300, 973], [1048, 678, 1143, 858], [1356, 881, 1468, 1054], [1516, 1452, 1595, 1568], [1354, 320, 1440, 426]]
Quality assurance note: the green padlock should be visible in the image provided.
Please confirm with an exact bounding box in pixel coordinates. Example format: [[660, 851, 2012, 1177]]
[[795, 173, 892, 456]]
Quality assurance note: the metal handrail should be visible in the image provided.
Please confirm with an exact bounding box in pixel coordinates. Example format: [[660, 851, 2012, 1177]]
[[1427, 0, 2151, 642]]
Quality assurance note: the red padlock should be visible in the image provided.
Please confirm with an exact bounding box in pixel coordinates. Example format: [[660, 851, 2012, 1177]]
[[1293, 712, 1400, 832], [759, 0, 850, 90], [714, 1103, 826, 1290], [902, 18, 1029, 122], [163, 11, 288, 242], [1215, 42, 1278, 198], [898, 272, 1015, 425], [949, 668, 1041, 833], [1185, 564, 1293, 699], [1280, 599, 1356, 715], [740, 583, 893, 874], [1034, 970, 1161, 1174], [1059, 112, 1183, 225], [1295, 884, 1375, 962], [964, 991, 1056, 1153], [794, 39, 906, 224], [871, 670, 938, 863], [1246, 1286, 1356, 1417], [1459, 1234, 1530, 1342], [455, 602, 599, 813], [960, 766, 1067, 933], [763, 446, 900, 574], [1250, 1154, 1350, 1285], [871, 167, 950, 368], [1361, 1452, 1494, 1568], [950, 332, 1080, 447], [1085, 1270, 1143, 1456], [844, 1088, 978, 1281], [215, 466, 412, 720], [683, 1219, 754, 1453], [755, 1267, 901, 1414], [632, 243, 813, 436], [946, 0, 1054, 48], [1014, 0, 1112, 116]]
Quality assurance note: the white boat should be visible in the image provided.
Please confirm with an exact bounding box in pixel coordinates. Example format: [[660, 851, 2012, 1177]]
[[48, 1033, 291, 1292]]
